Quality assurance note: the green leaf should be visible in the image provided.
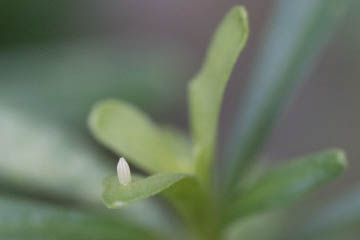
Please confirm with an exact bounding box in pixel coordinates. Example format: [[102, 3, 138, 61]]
[[225, 0, 352, 188], [0, 41, 187, 123], [164, 177, 218, 240], [0, 196, 163, 240], [89, 100, 193, 174], [102, 173, 190, 208], [224, 212, 285, 240], [224, 149, 347, 224], [188, 6, 248, 185], [0, 41, 191, 202], [0, 106, 111, 204], [295, 186, 360, 240]]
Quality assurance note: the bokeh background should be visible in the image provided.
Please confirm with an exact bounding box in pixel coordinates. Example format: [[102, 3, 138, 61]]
[[0, 0, 359, 237]]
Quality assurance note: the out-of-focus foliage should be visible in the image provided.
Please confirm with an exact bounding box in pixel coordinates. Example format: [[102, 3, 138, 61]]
[[89, 100, 193, 174], [188, 6, 248, 186], [293, 186, 360, 240], [0, 0, 358, 239], [0, 42, 187, 126], [225, 0, 352, 188], [0, 196, 164, 240], [0, 0, 82, 48], [225, 150, 346, 223], [88, 3, 352, 240], [0, 42, 188, 202], [0, 106, 110, 203]]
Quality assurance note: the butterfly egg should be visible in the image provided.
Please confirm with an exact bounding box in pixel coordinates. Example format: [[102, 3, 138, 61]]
[[117, 157, 131, 185]]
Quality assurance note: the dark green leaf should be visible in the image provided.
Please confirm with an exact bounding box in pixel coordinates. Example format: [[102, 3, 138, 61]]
[[224, 149, 347, 223], [296, 186, 360, 240]]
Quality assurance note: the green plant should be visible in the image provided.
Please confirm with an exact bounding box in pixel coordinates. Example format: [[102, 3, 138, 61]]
[[1, 1, 359, 240], [87, 4, 350, 240]]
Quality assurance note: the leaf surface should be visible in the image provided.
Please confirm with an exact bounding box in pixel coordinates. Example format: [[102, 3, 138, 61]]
[[89, 100, 193, 173], [103, 173, 190, 208], [0, 196, 163, 240], [188, 6, 249, 184], [225, 0, 352, 187], [225, 149, 347, 223]]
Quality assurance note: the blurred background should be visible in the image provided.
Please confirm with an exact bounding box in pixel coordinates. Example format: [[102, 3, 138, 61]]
[[0, 0, 359, 236]]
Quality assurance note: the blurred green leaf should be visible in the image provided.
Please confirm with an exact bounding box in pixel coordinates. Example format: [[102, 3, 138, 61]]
[[102, 173, 190, 208], [226, 0, 352, 188], [0, 196, 163, 240], [164, 177, 217, 240], [89, 100, 193, 173], [224, 212, 285, 240], [0, 41, 189, 200], [0, 42, 187, 127], [295, 186, 360, 240], [188, 6, 248, 185], [224, 149, 347, 223], [0, 0, 74, 47], [0, 106, 111, 204], [0, 106, 184, 238]]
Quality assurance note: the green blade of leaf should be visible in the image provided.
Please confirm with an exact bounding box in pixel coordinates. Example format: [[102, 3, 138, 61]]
[[225, 0, 352, 188], [0, 106, 111, 204], [102, 173, 190, 208], [224, 212, 285, 240], [0, 196, 164, 240], [188, 6, 249, 185], [89, 100, 193, 174], [224, 149, 347, 224], [295, 186, 360, 240]]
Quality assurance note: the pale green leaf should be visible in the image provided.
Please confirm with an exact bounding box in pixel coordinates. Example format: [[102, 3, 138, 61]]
[[89, 100, 193, 174], [0, 106, 111, 204], [102, 173, 190, 208], [0, 196, 163, 240], [188, 6, 249, 185], [225, 0, 352, 188], [224, 149, 347, 223]]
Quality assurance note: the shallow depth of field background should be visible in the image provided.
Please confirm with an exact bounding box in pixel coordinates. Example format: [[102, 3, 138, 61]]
[[0, 0, 359, 225]]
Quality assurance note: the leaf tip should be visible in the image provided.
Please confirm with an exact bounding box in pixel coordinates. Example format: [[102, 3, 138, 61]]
[[88, 99, 117, 128], [331, 148, 347, 170], [231, 5, 249, 31], [233, 5, 248, 20]]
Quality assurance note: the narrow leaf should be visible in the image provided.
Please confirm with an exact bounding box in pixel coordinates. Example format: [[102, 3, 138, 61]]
[[224, 149, 347, 223], [189, 6, 249, 185], [89, 100, 193, 174], [0, 196, 163, 240], [296, 186, 360, 240], [225, 0, 352, 187], [224, 212, 285, 240], [102, 173, 190, 208]]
